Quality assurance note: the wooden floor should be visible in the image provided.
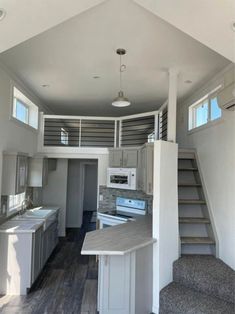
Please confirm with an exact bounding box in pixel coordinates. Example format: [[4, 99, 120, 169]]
[[0, 212, 98, 314]]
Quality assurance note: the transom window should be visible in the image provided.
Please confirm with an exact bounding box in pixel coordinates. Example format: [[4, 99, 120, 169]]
[[14, 98, 29, 124], [61, 128, 69, 145], [12, 87, 39, 129], [188, 85, 222, 131]]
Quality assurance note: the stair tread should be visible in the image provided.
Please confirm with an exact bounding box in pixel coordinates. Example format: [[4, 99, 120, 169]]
[[178, 167, 198, 171], [179, 199, 206, 204], [160, 282, 235, 314], [179, 217, 210, 224], [181, 236, 215, 244], [173, 256, 235, 304], [178, 182, 201, 187]]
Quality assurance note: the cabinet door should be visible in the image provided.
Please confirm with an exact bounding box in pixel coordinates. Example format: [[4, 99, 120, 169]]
[[31, 226, 43, 284], [140, 147, 147, 192], [42, 158, 48, 186], [99, 255, 133, 314], [109, 149, 123, 167], [146, 145, 154, 195], [123, 150, 138, 168], [16, 155, 28, 194]]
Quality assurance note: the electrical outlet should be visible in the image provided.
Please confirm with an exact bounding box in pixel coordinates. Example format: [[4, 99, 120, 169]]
[[99, 194, 103, 201]]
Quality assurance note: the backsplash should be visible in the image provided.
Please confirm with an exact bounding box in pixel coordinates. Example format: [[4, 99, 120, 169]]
[[99, 186, 153, 214]]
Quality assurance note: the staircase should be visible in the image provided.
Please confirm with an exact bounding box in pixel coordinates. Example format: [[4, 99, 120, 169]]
[[160, 255, 235, 314], [178, 149, 216, 255]]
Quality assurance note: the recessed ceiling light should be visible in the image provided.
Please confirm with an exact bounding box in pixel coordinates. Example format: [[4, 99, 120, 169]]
[[42, 84, 50, 88], [184, 80, 192, 84], [232, 22, 235, 31], [0, 9, 6, 21], [93, 75, 100, 79]]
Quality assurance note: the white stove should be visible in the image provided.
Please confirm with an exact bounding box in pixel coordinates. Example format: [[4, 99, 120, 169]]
[[98, 197, 146, 228]]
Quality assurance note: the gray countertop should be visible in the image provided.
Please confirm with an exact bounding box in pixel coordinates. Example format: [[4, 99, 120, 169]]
[[81, 215, 156, 256], [0, 219, 44, 234]]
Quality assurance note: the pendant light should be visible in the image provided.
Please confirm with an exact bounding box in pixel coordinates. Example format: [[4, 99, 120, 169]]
[[112, 48, 131, 107]]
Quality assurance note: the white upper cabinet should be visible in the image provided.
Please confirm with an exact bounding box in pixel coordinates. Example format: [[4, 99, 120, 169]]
[[28, 156, 48, 187], [109, 148, 139, 168], [1, 152, 28, 195], [138, 144, 154, 195]]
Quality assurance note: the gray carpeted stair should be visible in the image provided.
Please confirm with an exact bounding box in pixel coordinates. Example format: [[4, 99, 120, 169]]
[[173, 255, 235, 304], [159, 255, 235, 314], [160, 282, 234, 314]]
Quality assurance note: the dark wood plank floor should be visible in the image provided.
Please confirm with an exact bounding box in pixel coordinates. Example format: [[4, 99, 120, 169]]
[[0, 212, 98, 314]]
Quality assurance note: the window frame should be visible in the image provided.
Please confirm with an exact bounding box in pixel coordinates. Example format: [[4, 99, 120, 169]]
[[188, 85, 222, 132], [10, 84, 39, 132]]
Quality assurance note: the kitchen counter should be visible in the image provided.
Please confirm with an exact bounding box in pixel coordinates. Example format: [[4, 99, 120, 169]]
[[81, 215, 156, 256], [0, 219, 44, 234]]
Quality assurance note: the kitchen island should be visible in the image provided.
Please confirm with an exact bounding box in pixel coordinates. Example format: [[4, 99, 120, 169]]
[[82, 215, 156, 314]]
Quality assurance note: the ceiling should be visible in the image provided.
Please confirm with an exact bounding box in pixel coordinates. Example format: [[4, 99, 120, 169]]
[[0, 0, 106, 54], [0, 0, 231, 116], [134, 0, 235, 63]]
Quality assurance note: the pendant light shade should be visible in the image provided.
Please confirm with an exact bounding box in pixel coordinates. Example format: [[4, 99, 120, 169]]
[[112, 91, 131, 107], [112, 48, 131, 107]]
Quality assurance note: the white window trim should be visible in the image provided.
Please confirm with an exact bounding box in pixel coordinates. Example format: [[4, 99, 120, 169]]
[[188, 85, 223, 133], [9, 83, 39, 132]]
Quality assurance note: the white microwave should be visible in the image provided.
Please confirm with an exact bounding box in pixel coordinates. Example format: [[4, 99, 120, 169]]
[[107, 168, 137, 190]]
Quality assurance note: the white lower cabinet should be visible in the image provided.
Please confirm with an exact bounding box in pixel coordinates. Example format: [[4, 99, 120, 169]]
[[0, 225, 44, 295], [42, 221, 58, 266], [98, 245, 153, 314], [0, 221, 58, 295]]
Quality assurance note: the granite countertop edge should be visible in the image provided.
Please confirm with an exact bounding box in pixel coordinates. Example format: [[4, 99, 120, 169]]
[[81, 215, 156, 256]]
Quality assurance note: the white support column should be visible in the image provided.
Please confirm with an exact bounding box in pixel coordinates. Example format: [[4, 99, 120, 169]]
[[167, 69, 178, 143]]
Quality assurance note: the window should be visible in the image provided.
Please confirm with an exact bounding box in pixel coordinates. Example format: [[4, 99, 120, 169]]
[[61, 128, 68, 145], [14, 99, 29, 124], [148, 131, 155, 143], [12, 87, 39, 129], [8, 192, 25, 213], [188, 86, 222, 130]]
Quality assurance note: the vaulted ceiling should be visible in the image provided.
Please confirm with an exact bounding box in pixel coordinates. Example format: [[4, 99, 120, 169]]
[[0, 0, 233, 116]]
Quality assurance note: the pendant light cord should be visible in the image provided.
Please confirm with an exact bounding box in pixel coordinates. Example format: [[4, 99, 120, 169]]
[[119, 54, 126, 92]]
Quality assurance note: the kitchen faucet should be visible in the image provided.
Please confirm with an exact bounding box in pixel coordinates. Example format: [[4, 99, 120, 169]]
[[19, 197, 33, 215]]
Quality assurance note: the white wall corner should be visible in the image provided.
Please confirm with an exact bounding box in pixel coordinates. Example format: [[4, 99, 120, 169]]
[[152, 140, 179, 312]]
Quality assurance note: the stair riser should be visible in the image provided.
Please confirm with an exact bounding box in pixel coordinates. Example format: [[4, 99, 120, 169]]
[[179, 224, 208, 237], [178, 171, 196, 183], [181, 244, 215, 255], [178, 188, 201, 199], [179, 206, 204, 218]]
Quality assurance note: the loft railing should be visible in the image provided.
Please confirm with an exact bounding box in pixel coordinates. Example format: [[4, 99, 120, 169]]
[[40, 108, 168, 150]]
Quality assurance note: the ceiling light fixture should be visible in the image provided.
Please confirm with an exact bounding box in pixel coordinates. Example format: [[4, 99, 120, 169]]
[[0, 9, 6, 21], [42, 84, 50, 88], [112, 48, 130, 107]]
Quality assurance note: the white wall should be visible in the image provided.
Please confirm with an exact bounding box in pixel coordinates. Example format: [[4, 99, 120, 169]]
[[42, 159, 68, 236], [0, 62, 47, 198], [177, 63, 235, 269], [152, 140, 179, 313]]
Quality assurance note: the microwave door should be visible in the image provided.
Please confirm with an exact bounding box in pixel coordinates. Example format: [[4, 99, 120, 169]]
[[110, 173, 129, 185]]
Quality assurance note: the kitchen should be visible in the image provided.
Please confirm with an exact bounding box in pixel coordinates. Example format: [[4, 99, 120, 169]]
[[0, 1, 234, 314], [0, 138, 156, 314]]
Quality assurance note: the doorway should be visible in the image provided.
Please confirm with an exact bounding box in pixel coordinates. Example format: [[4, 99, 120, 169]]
[[66, 159, 98, 229]]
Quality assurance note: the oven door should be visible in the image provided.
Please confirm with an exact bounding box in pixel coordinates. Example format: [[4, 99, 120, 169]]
[[98, 215, 126, 229]]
